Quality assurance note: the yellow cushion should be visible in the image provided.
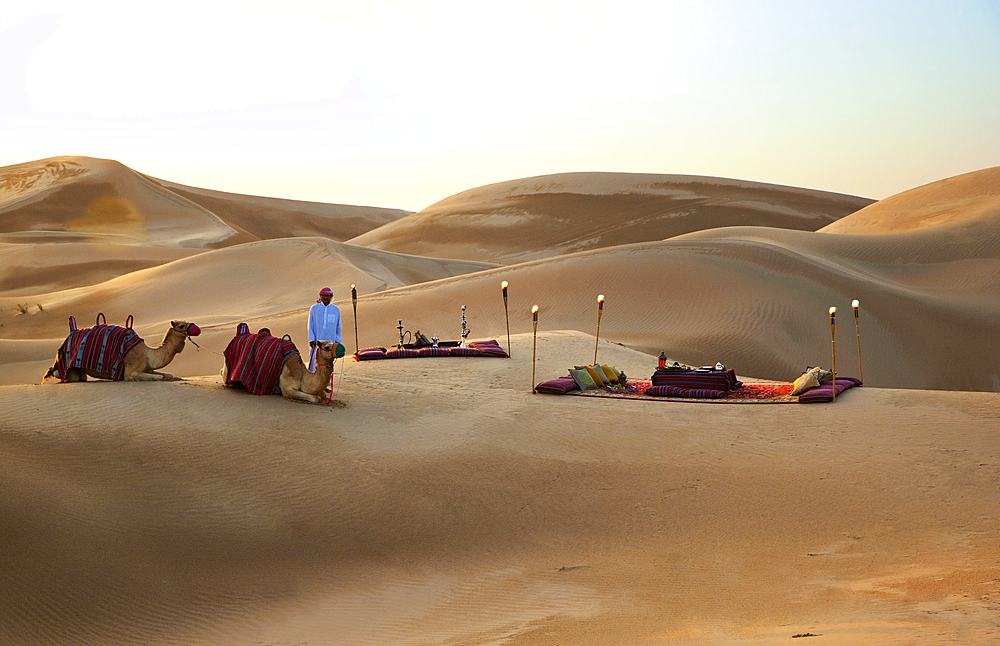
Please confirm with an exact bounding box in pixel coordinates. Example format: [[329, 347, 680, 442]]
[[790, 368, 821, 395], [585, 365, 608, 386], [600, 364, 619, 384]]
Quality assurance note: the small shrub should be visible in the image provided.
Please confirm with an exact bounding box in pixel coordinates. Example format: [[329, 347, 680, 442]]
[[36, 303, 44, 312], [16, 303, 29, 314]]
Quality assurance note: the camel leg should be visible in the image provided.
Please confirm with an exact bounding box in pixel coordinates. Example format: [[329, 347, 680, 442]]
[[126, 371, 166, 382], [280, 384, 322, 404], [149, 371, 178, 381], [63, 368, 86, 382]]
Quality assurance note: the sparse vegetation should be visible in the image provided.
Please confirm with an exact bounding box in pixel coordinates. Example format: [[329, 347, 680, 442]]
[[36, 303, 44, 312], [16, 303, 29, 314]]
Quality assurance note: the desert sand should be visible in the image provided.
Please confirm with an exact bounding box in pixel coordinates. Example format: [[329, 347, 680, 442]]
[[1, 156, 999, 644]]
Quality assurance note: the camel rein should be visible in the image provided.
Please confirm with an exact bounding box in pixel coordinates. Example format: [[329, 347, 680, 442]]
[[186, 337, 226, 357]]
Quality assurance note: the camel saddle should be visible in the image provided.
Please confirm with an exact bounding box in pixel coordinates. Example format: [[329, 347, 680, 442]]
[[223, 323, 299, 396], [55, 318, 143, 382]]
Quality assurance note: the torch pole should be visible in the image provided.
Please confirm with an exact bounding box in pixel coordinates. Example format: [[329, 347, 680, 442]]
[[830, 307, 837, 402], [351, 284, 358, 354], [502, 281, 510, 358], [531, 305, 539, 393], [853, 299, 863, 385], [594, 294, 604, 365]]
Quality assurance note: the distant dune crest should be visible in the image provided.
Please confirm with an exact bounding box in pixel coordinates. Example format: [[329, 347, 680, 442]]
[[349, 171, 875, 264]]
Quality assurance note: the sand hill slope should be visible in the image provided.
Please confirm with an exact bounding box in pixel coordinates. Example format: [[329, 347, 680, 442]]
[[0, 156, 410, 249], [2, 333, 998, 645], [348, 172, 874, 263], [0, 156, 237, 247], [0, 237, 497, 383], [151, 177, 412, 244], [2, 159, 999, 645], [2, 163, 998, 393], [820, 165, 1000, 235]]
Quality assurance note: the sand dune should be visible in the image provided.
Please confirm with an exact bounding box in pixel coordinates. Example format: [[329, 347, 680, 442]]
[[348, 172, 874, 263], [150, 177, 412, 244], [0, 156, 410, 249], [0, 157, 237, 247], [2, 155, 999, 645], [820, 166, 1000, 235], [0, 237, 497, 384], [2, 332, 998, 645], [0, 241, 198, 296], [3, 165, 999, 392]]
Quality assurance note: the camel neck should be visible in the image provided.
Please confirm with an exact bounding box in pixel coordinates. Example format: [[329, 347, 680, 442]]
[[148, 330, 185, 370]]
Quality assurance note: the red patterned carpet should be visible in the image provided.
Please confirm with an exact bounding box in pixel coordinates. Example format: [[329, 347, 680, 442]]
[[568, 380, 798, 404]]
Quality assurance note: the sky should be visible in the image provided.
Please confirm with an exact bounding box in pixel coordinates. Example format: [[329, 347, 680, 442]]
[[2, 0, 999, 211]]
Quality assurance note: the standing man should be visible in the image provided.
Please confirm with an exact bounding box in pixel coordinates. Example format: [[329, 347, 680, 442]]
[[308, 287, 342, 371]]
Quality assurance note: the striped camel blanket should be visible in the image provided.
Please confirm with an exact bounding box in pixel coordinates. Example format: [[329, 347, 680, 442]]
[[55, 323, 144, 381], [224, 324, 300, 395]]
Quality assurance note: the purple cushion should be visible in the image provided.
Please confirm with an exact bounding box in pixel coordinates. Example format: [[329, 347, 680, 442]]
[[534, 376, 580, 394], [355, 347, 388, 360], [798, 377, 862, 403]]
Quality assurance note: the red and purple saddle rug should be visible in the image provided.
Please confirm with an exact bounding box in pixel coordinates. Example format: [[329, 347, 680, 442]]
[[224, 323, 300, 396], [55, 324, 143, 382]]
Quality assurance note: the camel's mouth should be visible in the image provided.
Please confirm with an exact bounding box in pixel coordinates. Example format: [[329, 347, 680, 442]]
[[188, 324, 201, 337]]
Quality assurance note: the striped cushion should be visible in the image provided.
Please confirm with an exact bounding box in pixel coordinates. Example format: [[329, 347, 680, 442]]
[[534, 376, 579, 394], [650, 368, 740, 391], [798, 377, 862, 403], [644, 385, 727, 399]]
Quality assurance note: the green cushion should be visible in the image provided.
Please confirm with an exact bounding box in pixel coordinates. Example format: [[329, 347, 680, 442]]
[[569, 368, 599, 390]]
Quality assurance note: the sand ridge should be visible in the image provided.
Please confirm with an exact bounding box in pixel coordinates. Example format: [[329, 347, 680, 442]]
[[348, 171, 875, 264]]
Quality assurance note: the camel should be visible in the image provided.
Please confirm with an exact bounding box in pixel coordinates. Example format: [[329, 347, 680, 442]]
[[278, 340, 340, 403], [43, 320, 200, 383], [222, 339, 341, 403]]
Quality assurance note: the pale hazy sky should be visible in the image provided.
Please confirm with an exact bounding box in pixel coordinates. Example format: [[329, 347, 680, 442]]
[[2, 0, 999, 210]]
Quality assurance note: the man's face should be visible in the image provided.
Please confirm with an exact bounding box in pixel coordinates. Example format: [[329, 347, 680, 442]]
[[320, 293, 332, 305]]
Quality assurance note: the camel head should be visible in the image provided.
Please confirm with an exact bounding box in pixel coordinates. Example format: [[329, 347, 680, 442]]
[[170, 320, 201, 337], [166, 320, 201, 353], [314, 340, 336, 370]]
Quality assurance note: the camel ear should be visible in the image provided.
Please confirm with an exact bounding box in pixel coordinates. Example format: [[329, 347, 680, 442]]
[[171, 320, 178, 328]]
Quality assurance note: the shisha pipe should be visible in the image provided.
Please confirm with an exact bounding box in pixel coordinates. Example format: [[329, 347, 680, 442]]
[[397, 319, 405, 349], [501, 281, 510, 358], [351, 284, 359, 353], [594, 294, 605, 365], [461, 305, 470, 347]]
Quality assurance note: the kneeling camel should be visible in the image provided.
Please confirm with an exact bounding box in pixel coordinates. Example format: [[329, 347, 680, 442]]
[[44, 320, 201, 383]]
